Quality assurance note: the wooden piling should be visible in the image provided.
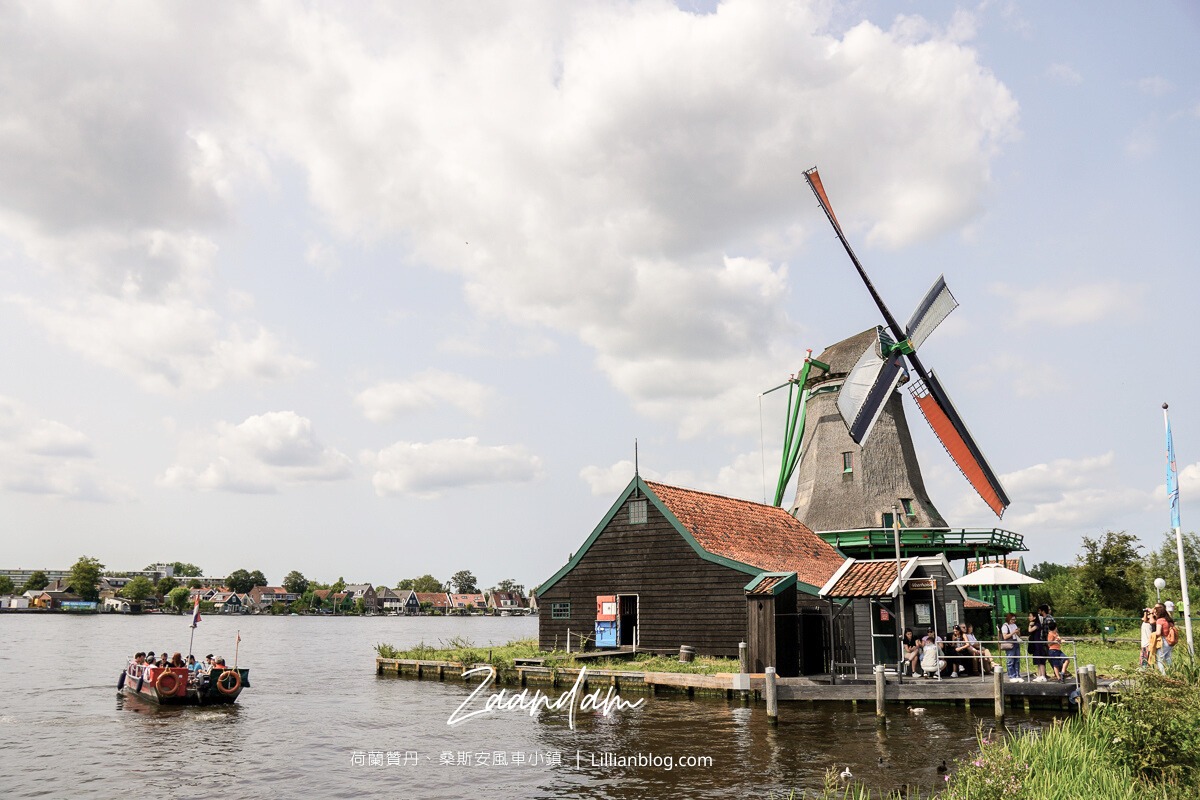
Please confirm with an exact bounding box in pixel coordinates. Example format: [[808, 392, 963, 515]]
[[738, 642, 751, 705], [874, 665, 886, 720], [765, 667, 779, 725], [993, 666, 1004, 721]]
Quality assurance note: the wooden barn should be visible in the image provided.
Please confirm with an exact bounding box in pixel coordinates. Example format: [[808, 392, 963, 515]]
[[536, 477, 847, 674]]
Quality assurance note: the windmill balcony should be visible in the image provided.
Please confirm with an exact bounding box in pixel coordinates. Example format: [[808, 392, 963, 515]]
[[817, 527, 1026, 561]]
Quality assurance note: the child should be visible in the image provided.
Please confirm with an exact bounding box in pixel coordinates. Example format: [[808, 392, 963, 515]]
[[1046, 620, 1069, 681]]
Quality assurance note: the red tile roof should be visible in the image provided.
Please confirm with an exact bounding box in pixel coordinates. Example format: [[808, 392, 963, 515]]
[[746, 574, 791, 596], [645, 481, 845, 590], [824, 560, 900, 597], [415, 592, 451, 607], [965, 559, 1023, 574], [964, 597, 993, 609]]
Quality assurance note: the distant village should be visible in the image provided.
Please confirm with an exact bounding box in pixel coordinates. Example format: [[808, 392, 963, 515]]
[[0, 561, 535, 617]]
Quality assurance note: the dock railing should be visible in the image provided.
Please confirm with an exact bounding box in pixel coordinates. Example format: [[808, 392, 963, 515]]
[[898, 637, 1079, 692]]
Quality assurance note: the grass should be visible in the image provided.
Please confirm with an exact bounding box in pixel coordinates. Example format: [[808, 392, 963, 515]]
[[374, 637, 740, 674]]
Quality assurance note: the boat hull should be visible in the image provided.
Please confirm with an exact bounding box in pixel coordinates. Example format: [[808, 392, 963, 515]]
[[119, 664, 249, 705]]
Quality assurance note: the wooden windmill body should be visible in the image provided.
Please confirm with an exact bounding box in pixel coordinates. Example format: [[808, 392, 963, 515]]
[[789, 328, 948, 532]]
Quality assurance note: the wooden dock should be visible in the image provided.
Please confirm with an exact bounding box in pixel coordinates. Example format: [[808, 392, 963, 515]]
[[375, 657, 1107, 712]]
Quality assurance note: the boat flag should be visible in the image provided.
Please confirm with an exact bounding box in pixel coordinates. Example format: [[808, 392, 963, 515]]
[[190, 596, 202, 629], [1167, 412, 1182, 529]]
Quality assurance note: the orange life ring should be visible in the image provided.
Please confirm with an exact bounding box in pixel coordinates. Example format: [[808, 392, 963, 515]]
[[216, 669, 241, 695], [156, 671, 181, 695]]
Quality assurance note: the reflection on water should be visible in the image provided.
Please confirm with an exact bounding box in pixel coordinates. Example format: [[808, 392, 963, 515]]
[[0, 614, 1056, 799]]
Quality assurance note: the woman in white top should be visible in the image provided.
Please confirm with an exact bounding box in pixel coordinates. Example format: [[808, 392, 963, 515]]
[[1000, 612, 1022, 680], [1139, 608, 1154, 669]]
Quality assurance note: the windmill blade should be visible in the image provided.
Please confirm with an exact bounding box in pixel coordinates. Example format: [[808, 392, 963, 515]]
[[906, 275, 958, 351], [837, 330, 908, 445], [909, 373, 1010, 517]]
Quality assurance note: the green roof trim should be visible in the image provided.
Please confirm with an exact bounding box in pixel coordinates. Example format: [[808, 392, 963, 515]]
[[744, 572, 797, 595], [537, 478, 824, 597]]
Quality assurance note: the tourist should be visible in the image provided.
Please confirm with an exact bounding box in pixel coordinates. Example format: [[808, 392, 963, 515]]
[[1046, 621, 1069, 681], [951, 629, 977, 677], [965, 624, 992, 672], [1139, 609, 1154, 669], [900, 629, 920, 677], [919, 629, 945, 678], [186, 655, 200, 674], [1027, 611, 1047, 681], [1000, 613, 1023, 681], [170, 652, 184, 668], [1154, 604, 1175, 673], [203, 654, 215, 674]]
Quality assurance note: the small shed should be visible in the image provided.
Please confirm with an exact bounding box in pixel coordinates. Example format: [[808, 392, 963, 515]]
[[745, 573, 800, 676]]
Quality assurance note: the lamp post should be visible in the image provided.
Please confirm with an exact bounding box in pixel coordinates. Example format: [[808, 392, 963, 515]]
[[1155, 577, 1166, 604]]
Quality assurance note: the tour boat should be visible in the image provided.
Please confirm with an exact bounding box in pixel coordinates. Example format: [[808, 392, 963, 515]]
[[118, 662, 249, 705]]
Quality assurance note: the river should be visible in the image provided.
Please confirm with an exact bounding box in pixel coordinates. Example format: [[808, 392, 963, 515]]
[[0, 613, 1049, 799]]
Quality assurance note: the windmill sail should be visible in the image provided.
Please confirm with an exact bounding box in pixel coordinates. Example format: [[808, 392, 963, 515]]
[[909, 373, 1010, 517], [906, 276, 958, 350], [838, 328, 907, 445], [803, 165, 1010, 518]]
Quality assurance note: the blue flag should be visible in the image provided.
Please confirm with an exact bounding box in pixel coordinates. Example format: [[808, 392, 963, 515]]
[[1167, 415, 1182, 529]]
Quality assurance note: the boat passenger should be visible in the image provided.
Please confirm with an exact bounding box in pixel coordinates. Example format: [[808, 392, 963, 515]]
[[170, 652, 185, 668], [186, 655, 200, 674]]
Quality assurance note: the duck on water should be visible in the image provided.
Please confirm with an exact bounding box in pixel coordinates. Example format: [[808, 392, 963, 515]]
[[118, 651, 249, 705]]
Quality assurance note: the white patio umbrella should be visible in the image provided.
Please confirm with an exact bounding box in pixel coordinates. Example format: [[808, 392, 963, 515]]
[[949, 564, 1043, 640]]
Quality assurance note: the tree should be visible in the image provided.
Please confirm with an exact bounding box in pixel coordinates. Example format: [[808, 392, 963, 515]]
[[283, 571, 309, 595], [227, 569, 269, 593], [1144, 530, 1200, 605], [493, 578, 525, 594], [121, 576, 156, 604], [330, 576, 347, 593], [1028, 562, 1070, 582], [157, 576, 178, 596], [68, 556, 105, 602], [1077, 531, 1144, 613], [167, 586, 192, 614], [187, 578, 203, 589], [0, 575, 14, 595], [21, 570, 49, 593], [169, 561, 203, 577], [410, 574, 443, 593], [450, 570, 478, 594], [395, 578, 414, 590]]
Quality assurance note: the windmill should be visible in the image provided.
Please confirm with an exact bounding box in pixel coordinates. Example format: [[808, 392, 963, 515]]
[[802, 167, 1010, 519]]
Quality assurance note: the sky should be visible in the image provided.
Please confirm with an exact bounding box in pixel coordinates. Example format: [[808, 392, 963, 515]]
[[1, 0, 1198, 591]]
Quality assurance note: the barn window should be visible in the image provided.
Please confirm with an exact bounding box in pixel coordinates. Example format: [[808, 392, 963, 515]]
[[629, 499, 648, 524], [902, 498, 915, 517], [842, 452, 853, 473], [551, 602, 571, 619]]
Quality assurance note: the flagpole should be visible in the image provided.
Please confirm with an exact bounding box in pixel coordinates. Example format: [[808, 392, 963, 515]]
[[1164, 403, 1194, 656], [234, 630, 241, 670]]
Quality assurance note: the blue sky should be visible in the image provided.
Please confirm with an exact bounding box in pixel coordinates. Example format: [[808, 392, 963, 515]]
[[1, 0, 1197, 589]]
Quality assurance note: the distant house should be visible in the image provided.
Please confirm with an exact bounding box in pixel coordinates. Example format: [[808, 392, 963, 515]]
[[449, 593, 486, 612], [377, 587, 405, 614], [415, 592, 452, 614], [537, 477, 846, 674], [33, 590, 83, 609], [2, 594, 31, 609], [343, 584, 379, 614], [249, 586, 298, 608], [208, 592, 244, 614], [313, 589, 352, 612], [103, 597, 133, 613], [487, 591, 528, 613], [392, 589, 421, 615]]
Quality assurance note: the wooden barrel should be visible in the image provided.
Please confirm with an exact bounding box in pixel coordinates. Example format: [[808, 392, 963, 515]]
[[679, 645, 696, 663]]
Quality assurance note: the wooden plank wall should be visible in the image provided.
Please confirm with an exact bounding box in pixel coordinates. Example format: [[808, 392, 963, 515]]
[[538, 496, 752, 657]]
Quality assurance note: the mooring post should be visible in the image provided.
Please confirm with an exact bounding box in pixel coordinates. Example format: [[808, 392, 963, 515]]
[[765, 666, 779, 725], [738, 641, 751, 705], [874, 665, 886, 721], [993, 665, 1005, 721]]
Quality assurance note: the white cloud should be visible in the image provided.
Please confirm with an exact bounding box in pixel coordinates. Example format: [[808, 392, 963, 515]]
[[160, 411, 353, 492], [365, 437, 542, 499], [1046, 63, 1082, 86], [0, 1, 1019, 434], [355, 371, 495, 422], [990, 281, 1143, 328], [984, 453, 1152, 532], [580, 460, 637, 496], [0, 396, 132, 501], [1136, 76, 1173, 97]]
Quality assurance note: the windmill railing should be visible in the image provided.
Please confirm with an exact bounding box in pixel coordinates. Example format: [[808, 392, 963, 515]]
[[817, 527, 1027, 554]]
